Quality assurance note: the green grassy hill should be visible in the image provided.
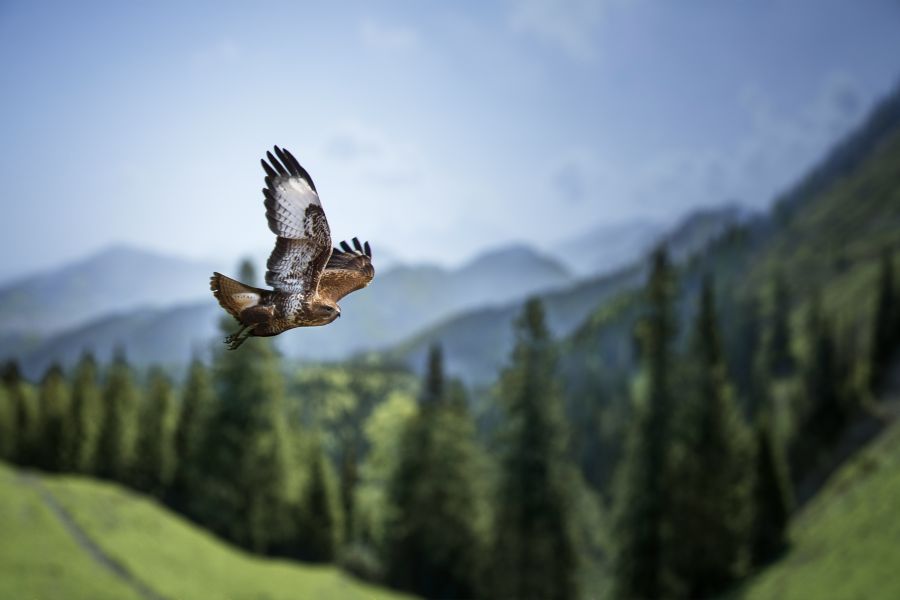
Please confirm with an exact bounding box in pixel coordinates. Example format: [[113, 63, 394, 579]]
[[0, 462, 411, 600], [737, 417, 900, 600]]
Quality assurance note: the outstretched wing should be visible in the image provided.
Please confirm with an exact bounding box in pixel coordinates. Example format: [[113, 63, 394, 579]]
[[319, 237, 375, 302], [261, 146, 332, 298]]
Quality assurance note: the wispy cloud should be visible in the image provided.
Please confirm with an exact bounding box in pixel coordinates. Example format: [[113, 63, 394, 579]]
[[633, 72, 866, 214], [359, 19, 419, 51], [507, 0, 631, 61], [544, 72, 867, 224], [190, 38, 241, 69], [547, 149, 614, 205], [322, 121, 424, 187]]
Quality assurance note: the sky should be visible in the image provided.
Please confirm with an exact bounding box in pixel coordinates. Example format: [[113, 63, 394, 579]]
[[2, 0, 900, 280]]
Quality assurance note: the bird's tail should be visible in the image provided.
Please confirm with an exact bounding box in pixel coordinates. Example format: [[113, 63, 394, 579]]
[[210, 272, 266, 323]]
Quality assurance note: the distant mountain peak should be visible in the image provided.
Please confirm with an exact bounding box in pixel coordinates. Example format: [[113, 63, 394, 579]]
[[458, 243, 572, 282], [0, 245, 216, 337]]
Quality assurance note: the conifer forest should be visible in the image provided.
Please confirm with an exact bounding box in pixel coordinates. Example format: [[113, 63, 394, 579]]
[[3, 3, 900, 599]]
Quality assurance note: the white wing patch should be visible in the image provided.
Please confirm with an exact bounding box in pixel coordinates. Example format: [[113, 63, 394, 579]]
[[261, 147, 333, 297], [266, 177, 320, 239], [230, 292, 260, 310]]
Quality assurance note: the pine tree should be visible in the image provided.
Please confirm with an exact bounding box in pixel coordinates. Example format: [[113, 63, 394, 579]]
[[793, 299, 847, 476], [297, 437, 339, 562], [870, 248, 896, 390], [191, 259, 294, 553], [0, 384, 15, 460], [765, 271, 795, 378], [730, 294, 764, 415], [3, 361, 40, 466], [612, 248, 676, 600], [385, 344, 485, 599], [37, 364, 72, 472], [749, 412, 793, 566], [132, 368, 178, 497], [170, 358, 215, 510], [667, 277, 752, 598], [421, 344, 444, 405], [491, 301, 578, 600], [95, 350, 139, 482], [68, 352, 103, 474]]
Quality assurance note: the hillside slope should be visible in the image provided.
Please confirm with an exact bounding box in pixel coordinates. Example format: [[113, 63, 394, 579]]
[[737, 417, 900, 600], [390, 204, 747, 384], [0, 463, 410, 600], [570, 100, 900, 375]]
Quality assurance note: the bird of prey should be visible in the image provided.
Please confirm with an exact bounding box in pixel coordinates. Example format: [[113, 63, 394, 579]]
[[210, 146, 375, 349]]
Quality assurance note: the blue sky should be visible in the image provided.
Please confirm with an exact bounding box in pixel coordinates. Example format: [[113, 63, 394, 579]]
[[2, 0, 900, 280]]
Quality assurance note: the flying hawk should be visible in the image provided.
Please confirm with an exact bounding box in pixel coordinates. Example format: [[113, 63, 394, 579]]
[[210, 146, 375, 349]]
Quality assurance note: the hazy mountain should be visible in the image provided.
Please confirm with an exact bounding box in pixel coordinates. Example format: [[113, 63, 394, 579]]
[[547, 218, 666, 276], [388, 265, 644, 384], [9, 243, 573, 375], [547, 205, 747, 277], [659, 203, 752, 260], [19, 303, 219, 378], [389, 84, 900, 386], [384, 205, 775, 384], [0, 245, 215, 336]]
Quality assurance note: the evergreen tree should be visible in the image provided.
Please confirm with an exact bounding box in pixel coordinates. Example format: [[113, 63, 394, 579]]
[[68, 352, 103, 474], [385, 345, 485, 599], [3, 361, 40, 466], [421, 344, 444, 405], [870, 248, 897, 390], [612, 248, 676, 600], [132, 368, 178, 497], [730, 294, 764, 415], [793, 299, 847, 476], [667, 277, 752, 598], [491, 301, 578, 600], [170, 358, 215, 510], [765, 271, 795, 378], [0, 384, 15, 460], [749, 412, 793, 566], [191, 259, 294, 553], [37, 364, 72, 472], [95, 350, 139, 482], [297, 437, 339, 562]]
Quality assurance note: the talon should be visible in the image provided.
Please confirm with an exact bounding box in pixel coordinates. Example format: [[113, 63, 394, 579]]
[[224, 324, 255, 350]]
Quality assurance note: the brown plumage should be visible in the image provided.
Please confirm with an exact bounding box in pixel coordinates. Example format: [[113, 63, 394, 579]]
[[211, 146, 375, 349]]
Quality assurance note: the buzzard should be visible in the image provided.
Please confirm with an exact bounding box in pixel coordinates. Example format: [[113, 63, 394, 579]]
[[210, 146, 375, 350]]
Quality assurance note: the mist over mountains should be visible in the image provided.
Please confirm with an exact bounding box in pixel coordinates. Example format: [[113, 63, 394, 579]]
[[0, 202, 745, 379], [0, 240, 571, 376], [0, 245, 215, 335]]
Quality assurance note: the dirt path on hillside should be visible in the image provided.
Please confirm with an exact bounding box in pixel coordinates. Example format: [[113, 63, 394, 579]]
[[19, 473, 171, 600]]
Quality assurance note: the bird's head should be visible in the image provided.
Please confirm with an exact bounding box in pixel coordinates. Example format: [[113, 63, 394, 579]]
[[314, 300, 341, 324]]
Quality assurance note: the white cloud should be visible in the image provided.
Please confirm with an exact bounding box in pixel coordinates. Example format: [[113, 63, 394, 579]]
[[190, 38, 241, 69], [321, 121, 423, 186], [359, 19, 419, 51], [507, 0, 631, 61], [547, 149, 615, 205], [542, 72, 867, 230]]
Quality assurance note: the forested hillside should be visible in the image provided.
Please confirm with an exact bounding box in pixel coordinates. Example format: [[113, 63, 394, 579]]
[[3, 79, 899, 600]]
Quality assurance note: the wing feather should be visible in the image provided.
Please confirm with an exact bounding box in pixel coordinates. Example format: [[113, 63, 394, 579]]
[[261, 146, 331, 297], [320, 239, 375, 302]]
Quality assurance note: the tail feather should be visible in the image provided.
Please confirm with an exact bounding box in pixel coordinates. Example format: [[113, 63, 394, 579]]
[[210, 272, 266, 323]]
